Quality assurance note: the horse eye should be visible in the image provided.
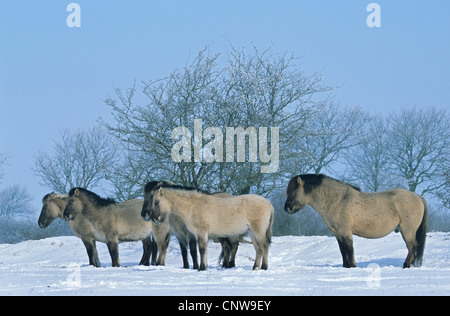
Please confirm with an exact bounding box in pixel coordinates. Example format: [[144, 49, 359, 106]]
[[155, 200, 159, 206]]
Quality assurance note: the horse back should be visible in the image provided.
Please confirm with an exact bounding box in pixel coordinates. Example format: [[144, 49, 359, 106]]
[[374, 188, 424, 210], [106, 199, 143, 216], [234, 194, 274, 228], [351, 188, 425, 238], [193, 194, 273, 237]]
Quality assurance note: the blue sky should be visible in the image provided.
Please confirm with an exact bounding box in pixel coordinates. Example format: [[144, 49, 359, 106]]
[[1, 1, 449, 210]]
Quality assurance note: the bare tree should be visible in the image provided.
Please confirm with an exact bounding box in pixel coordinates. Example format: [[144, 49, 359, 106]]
[[343, 115, 399, 192], [434, 154, 450, 208], [292, 103, 369, 176], [220, 46, 332, 194], [105, 150, 154, 201], [0, 185, 33, 219], [102, 49, 221, 192], [102, 46, 333, 195], [33, 126, 119, 193], [386, 106, 449, 196]]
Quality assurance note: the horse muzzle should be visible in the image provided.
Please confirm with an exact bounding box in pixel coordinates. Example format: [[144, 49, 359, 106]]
[[141, 208, 152, 222], [284, 199, 305, 215], [151, 216, 162, 226], [285, 207, 295, 215], [141, 213, 151, 222], [38, 220, 49, 229], [141, 207, 163, 225], [63, 212, 76, 222], [284, 203, 300, 215], [284, 201, 294, 215]]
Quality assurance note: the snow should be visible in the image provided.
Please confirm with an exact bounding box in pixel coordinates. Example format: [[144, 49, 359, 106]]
[[0, 232, 449, 296]]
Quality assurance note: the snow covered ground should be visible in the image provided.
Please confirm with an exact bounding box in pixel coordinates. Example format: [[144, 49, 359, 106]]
[[0, 232, 449, 296]]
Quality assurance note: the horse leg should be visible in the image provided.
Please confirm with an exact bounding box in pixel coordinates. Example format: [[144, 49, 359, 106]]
[[106, 241, 121, 267], [260, 241, 270, 270], [155, 231, 170, 266], [139, 236, 153, 266], [197, 233, 208, 271], [82, 239, 100, 267], [188, 238, 199, 270], [403, 243, 417, 268], [248, 231, 264, 270], [336, 234, 356, 268], [178, 239, 190, 269], [229, 237, 239, 268], [400, 230, 418, 268], [252, 246, 263, 270], [218, 238, 231, 268], [252, 233, 269, 270], [150, 236, 158, 265]]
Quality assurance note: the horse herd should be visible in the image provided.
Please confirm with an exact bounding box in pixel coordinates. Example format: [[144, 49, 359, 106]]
[[38, 174, 428, 271]]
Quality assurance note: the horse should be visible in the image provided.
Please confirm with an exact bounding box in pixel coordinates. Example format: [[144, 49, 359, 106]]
[[284, 174, 428, 268], [141, 183, 274, 271], [142, 181, 239, 269], [39, 192, 105, 267], [63, 187, 170, 267]]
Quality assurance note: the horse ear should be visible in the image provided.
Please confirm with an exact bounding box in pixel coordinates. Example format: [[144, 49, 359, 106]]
[[50, 192, 55, 198], [74, 188, 80, 197], [297, 176, 304, 187]]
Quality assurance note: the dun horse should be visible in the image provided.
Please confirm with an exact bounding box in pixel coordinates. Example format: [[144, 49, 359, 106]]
[[142, 181, 239, 269], [39, 192, 108, 267], [284, 174, 428, 268], [63, 188, 169, 267], [141, 183, 274, 271]]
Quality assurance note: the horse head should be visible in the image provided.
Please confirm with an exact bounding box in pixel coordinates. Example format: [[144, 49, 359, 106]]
[[38, 192, 67, 228], [284, 175, 309, 215], [63, 188, 83, 221], [141, 181, 173, 225]]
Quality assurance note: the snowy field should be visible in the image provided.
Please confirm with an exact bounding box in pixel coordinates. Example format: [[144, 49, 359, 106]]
[[0, 232, 449, 296]]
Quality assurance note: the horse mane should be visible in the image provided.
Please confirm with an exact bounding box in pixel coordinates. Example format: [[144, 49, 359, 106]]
[[42, 193, 53, 202], [68, 187, 117, 207], [324, 175, 361, 192], [289, 174, 361, 195], [144, 181, 212, 195], [144, 181, 171, 193], [42, 192, 67, 202]]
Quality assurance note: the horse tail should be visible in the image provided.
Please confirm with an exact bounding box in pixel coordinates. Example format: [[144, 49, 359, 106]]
[[266, 207, 274, 245], [414, 196, 428, 267]]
